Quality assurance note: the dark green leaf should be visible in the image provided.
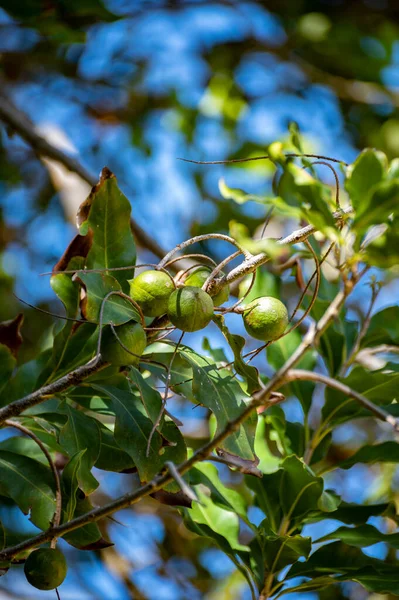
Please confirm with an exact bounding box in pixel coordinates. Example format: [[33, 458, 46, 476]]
[[95, 425, 135, 472], [58, 402, 101, 495], [93, 384, 186, 486], [308, 501, 395, 525], [77, 272, 140, 325], [62, 450, 86, 521], [181, 347, 257, 461], [345, 149, 387, 212], [287, 541, 397, 579], [338, 442, 399, 469], [38, 322, 98, 385], [79, 169, 136, 291], [279, 456, 324, 520], [213, 314, 260, 394], [318, 524, 399, 548], [247, 470, 283, 532], [0, 451, 56, 531], [361, 306, 399, 347], [322, 367, 399, 426], [354, 179, 399, 232], [258, 520, 311, 572], [63, 494, 109, 550]]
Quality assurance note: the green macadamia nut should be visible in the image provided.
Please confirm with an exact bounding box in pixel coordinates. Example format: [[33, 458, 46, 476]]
[[129, 270, 174, 317], [24, 548, 67, 591], [101, 321, 147, 366], [184, 267, 229, 306], [242, 296, 288, 341], [167, 286, 214, 332]]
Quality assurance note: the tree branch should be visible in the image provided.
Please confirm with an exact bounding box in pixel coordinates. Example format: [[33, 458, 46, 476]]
[[0, 357, 106, 426], [209, 206, 353, 294], [284, 369, 399, 431], [0, 94, 168, 261]]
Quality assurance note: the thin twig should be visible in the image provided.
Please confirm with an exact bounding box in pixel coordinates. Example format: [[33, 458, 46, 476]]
[[290, 241, 335, 322], [165, 461, 200, 503], [158, 233, 252, 269], [178, 153, 348, 166], [285, 238, 320, 333], [284, 369, 399, 431], [4, 420, 62, 547], [0, 356, 106, 426], [309, 160, 341, 209]]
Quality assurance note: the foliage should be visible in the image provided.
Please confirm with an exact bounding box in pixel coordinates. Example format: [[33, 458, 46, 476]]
[[1, 2, 399, 598], [0, 139, 398, 599]]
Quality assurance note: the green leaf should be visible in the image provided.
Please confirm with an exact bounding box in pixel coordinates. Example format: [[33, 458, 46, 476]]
[[79, 169, 136, 291], [279, 456, 323, 520], [354, 179, 399, 232], [190, 461, 248, 520], [287, 541, 398, 579], [277, 576, 337, 596], [62, 450, 86, 521], [58, 402, 101, 495], [318, 524, 399, 548], [338, 442, 399, 469], [213, 314, 260, 394], [77, 272, 141, 325], [180, 347, 257, 462], [95, 424, 135, 472], [322, 367, 399, 426], [0, 436, 55, 465], [50, 272, 80, 318], [63, 494, 109, 550], [345, 149, 387, 212], [308, 501, 395, 525], [340, 566, 399, 594], [0, 451, 56, 530], [93, 384, 186, 486], [361, 305, 399, 347], [0, 349, 53, 408], [0, 345, 16, 395], [278, 163, 337, 233], [38, 322, 98, 385], [267, 330, 316, 413], [219, 178, 263, 204], [258, 521, 311, 572], [247, 470, 284, 532], [185, 487, 249, 552]]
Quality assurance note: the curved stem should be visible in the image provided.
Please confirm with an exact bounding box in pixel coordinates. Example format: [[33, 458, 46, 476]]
[[4, 420, 62, 547], [202, 250, 241, 295], [178, 153, 348, 166], [158, 233, 252, 269]]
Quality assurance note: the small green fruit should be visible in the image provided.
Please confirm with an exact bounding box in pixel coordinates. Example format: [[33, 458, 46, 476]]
[[129, 270, 174, 317], [101, 321, 147, 366], [185, 267, 229, 306], [167, 286, 214, 332], [242, 296, 288, 341], [24, 548, 67, 591]]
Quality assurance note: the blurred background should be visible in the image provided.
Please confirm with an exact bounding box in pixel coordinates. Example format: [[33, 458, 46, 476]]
[[0, 0, 399, 598]]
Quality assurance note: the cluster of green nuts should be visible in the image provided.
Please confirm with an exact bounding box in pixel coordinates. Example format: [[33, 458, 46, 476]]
[[101, 266, 289, 365], [24, 548, 67, 590]]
